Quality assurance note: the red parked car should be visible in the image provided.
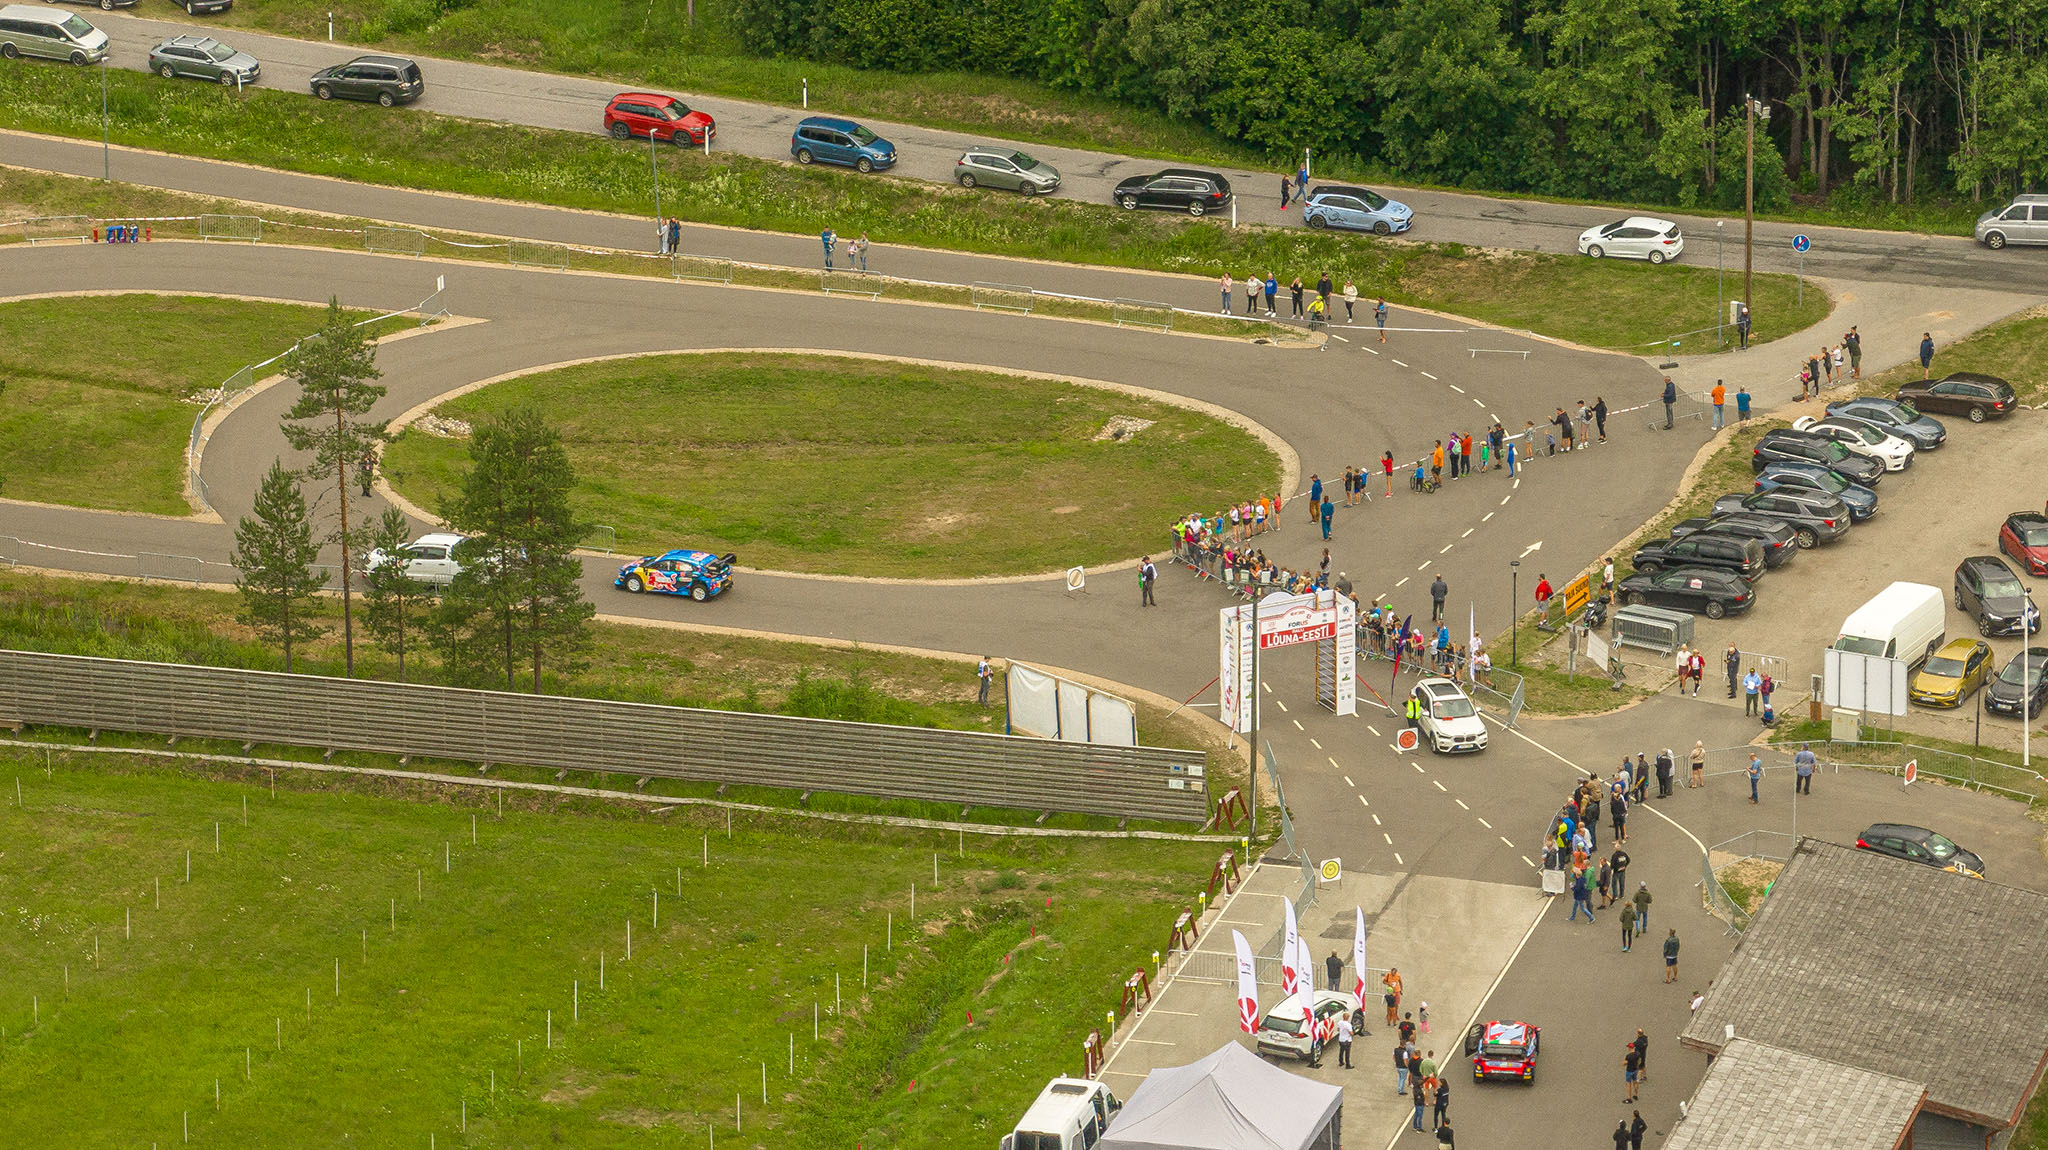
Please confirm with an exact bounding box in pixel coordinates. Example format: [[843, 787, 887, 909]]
[[603, 93, 715, 146], [2001, 512, 2048, 577]]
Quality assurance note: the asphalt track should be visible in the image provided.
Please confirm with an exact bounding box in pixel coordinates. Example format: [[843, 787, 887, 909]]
[[72, 8, 2048, 294], [5, 145, 2044, 1149]]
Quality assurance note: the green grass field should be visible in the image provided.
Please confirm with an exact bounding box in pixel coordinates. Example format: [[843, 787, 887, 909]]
[[0, 67, 1830, 351], [0, 294, 404, 515], [0, 747, 1214, 1146], [381, 352, 1280, 577]]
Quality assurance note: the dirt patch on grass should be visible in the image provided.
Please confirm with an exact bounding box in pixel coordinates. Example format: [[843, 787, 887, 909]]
[[1714, 856, 1783, 914]]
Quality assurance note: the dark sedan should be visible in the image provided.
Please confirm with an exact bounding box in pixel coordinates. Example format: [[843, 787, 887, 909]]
[[1824, 397, 1946, 451], [1986, 648, 2048, 718], [1856, 823, 1985, 878], [1754, 462, 1877, 521], [1750, 429, 1883, 487], [1617, 567, 1755, 619], [1896, 372, 2018, 423], [1671, 514, 1800, 568], [1113, 169, 1232, 217], [1955, 555, 2040, 637], [1710, 490, 1852, 548]]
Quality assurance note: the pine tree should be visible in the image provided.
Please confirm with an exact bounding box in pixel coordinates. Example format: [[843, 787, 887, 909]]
[[361, 507, 430, 682], [232, 460, 328, 671], [434, 408, 594, 692], [279, 298, 386, 678]]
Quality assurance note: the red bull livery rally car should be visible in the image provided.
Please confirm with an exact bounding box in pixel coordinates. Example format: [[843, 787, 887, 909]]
[[1465, 1019, 1540, 1082], [614, 549, 735, 601]]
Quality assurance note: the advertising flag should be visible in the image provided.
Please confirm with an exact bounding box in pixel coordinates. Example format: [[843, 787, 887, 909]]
[[1352, 907, 1368, 1000], [1280, 899, 1300, 996], [1231, 929, 1260, 1035]]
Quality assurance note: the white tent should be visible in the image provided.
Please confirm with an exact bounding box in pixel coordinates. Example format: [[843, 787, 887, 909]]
[[1099, 1043, 1343, 1150]]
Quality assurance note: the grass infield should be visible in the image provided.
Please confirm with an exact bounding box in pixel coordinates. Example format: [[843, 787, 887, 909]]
[[382, 351, 1281, 577], [0, 748, 1214, 1146], [0, 293, 406, 516]]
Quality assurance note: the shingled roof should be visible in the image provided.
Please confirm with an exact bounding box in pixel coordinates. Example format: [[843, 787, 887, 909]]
[[1679, 838, 2048, 1128], [1663, 1039, 1924, 1150]]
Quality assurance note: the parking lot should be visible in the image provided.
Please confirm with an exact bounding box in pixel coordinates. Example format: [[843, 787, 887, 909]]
[[1618, 406, 2047, 750]]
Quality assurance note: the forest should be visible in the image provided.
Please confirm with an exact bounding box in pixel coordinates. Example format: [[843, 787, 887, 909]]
[[724, 0, 2047, 213]]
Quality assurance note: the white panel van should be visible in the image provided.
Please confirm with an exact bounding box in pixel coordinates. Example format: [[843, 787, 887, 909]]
[[1832, 582, 1945, 667]]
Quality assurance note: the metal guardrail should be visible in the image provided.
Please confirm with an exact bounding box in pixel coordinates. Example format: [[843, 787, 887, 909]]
[[971, 282, 1036, 313], [199, 214, 263, 242], [20, 215, 92, 244], [1112, 298, 1173, 332], [365, 226, 429, 256], [1700, 831, 1797, 932], [1823, 738, 2045, 804], [1467, 666, 1526, 727], [1612, 604, 1693, 654], [671, 253, 734, 285], [821, 269, 883, 298], [508, 240, 570, 270], [582, 525, 617, 556], [0, 650, 1211, 823]]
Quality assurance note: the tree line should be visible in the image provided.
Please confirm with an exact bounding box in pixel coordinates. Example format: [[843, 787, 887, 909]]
[[726, 0, 2047, 210], [232, 300, 593, 691]]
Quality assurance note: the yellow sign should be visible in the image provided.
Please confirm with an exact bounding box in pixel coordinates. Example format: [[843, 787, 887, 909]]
[[1564, 574, 1591, 617], [1319, 858, 1343, 883]]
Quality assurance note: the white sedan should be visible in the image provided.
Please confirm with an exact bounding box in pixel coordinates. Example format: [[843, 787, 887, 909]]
[[1577, 216, 1685, 264], [1792, 416, 1916, 471]]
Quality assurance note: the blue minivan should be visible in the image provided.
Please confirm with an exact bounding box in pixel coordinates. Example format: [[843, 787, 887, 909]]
[[790, 116, 896, 173]]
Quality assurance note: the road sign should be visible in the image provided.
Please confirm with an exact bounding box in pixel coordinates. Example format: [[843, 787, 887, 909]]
[[1318, 858, 1342, 883], [1564, 574, 1591, 618], [1903, 759, 1918, 786], [1792, 234, 1811, 253], [1397, 728, 1419, 752]]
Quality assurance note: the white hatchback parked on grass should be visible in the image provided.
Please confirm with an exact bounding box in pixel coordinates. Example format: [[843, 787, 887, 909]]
[[1577, 216, 1685, 263]]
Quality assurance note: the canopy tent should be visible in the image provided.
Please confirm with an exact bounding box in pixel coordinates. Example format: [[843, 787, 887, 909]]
[[1100, 1042, 1343, 1150]]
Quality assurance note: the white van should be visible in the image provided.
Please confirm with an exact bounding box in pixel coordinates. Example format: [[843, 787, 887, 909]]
[[1001, 1078, 1121, 1150], [0, 5, 110, 65], [1833, 582, 1945, 667]]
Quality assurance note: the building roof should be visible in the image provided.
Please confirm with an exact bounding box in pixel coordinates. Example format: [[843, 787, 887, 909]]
[[1099, 1042, 1342, 1150], [1680, 838, 2048, 1128], [1662, 1039, 1924, 1150]]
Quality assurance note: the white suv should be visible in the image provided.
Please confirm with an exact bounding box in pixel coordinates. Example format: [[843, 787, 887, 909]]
[[1255, 990, 1359, 1062], [365, 532, 468, 587], [1413, 677, 1488, 753]]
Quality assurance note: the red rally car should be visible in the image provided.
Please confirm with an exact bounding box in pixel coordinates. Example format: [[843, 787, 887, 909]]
[[1466, 1019, 1540, 1083]]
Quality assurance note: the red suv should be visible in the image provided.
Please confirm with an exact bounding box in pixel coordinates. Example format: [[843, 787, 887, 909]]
[[603, 93, 715, 146], [2001, 512, 2048, 577]]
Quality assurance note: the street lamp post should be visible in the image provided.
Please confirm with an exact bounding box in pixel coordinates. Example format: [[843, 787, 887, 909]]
[[1510, 561, 1521, 669], [1716, 220, 1725, 347], [1743, 94, 1771, 323], [1247, 584, 1264, 839]]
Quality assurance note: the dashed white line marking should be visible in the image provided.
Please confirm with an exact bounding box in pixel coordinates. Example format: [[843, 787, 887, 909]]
[[1416, 561, 1430, 571], [1394, 577, 1409, 588], [1421, 371, 1438, 380], [1358, 795, 1370, 809], [1512, 478, 1521, 489], [1388, 744, 1403, 753], [1500, 494, 1512, 505], [1433, 780, 1447, 792], [1393, 853, 1404, 865], [1477, 817, 1492, 829], [1365, 726, 1381, 737], [1472, 398, 1487, 408], [1447, 383, 1463, 393], [1344, 776, 1355, 787], [1412, 762, 1425, 773], [1364, 347, 1380, 356], [1262, 682, 1272, 693], [1310, 738, 1322, 749], [1372, 814, 1382, 826], [1461, 528, 1474, 538], [1455, 799, 1469, 809], [1292, 719, 1304, 730], [1482, 512, 1494, 522], [1383, 833, 1393, 845], [1490, 413, 1500, 423], [1500, 836, 1515, 848], [1439, 543, 1454, 554], [1522, 855, 1535, 868], [1391, 359, 1408, 367], [1275, 699, 1289, 713]]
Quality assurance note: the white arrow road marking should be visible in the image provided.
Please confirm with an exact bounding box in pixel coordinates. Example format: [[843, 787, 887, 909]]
[[1519, 540, 1542, 558]]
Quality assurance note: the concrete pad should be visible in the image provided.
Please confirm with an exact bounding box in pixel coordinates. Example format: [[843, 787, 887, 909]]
[[1097, 861, 1543, 1142]]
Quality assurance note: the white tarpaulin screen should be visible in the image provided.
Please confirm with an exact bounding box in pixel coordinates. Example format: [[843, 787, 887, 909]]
[[1007, 663, 1062, 740], [1006, 661, 1139, 746], [1822, 648, 1908, 716]]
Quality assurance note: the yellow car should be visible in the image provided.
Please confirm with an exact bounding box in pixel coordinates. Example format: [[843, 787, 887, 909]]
[[1908, 638, 1993, 708]]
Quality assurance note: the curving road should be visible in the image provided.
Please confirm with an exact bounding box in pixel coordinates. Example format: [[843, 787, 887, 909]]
[[72, 9, 2048, 294]]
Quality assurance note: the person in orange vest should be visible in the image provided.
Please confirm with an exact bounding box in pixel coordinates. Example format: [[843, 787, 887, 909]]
[[1710, 379, 1727, 429]]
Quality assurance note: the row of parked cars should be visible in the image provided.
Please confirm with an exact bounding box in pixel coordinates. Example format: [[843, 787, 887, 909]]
[[1615, 376, 2021, 624]]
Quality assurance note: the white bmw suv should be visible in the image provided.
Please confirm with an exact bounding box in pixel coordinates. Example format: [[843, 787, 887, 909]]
[[1413, 677, 1488, 753]]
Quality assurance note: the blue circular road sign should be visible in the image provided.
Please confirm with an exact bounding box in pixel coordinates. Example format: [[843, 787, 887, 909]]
[[1792, 234, 1811, 252]]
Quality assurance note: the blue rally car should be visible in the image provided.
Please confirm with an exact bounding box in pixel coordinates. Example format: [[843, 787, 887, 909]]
[[614, 549, 735, 601]]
